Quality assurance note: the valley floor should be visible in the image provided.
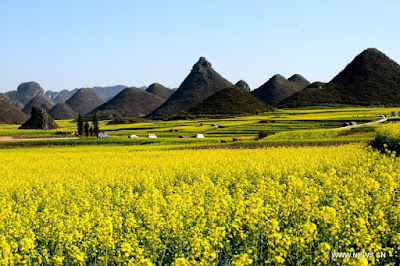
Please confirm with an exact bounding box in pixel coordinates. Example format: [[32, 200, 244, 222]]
[[0, 106, 397, 148]]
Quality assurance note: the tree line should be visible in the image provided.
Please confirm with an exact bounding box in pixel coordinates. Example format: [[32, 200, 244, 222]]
[[77, 113, 100, 137]]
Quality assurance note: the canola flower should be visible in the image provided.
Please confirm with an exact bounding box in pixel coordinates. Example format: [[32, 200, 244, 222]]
[[374, 122, 400, 155], [0, 144, 399, 265]]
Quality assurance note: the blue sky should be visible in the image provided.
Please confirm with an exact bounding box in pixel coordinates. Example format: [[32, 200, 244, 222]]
[[1, 0, 399, 92]]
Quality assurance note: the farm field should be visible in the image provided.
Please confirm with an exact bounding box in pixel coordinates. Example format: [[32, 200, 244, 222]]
[[0, 106, 397, 148], [1, 144, 400, 264], [1, 107, 400, 264]]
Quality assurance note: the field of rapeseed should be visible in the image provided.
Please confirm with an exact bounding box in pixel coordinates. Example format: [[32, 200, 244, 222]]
[[373, 122, 400, 155], [0, 144, 399, 265], [0, 106, 391, 150]]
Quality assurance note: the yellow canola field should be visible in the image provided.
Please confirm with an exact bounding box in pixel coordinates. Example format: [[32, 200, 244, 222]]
[[0, 145, 399, 265]]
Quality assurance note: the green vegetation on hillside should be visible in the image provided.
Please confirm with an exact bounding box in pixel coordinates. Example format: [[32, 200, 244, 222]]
[[280, 48, 400, 107], [180, 86, 273, 118]]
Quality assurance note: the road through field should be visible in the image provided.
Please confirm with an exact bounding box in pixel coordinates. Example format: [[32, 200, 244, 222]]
[[334, 114, 388, 130]]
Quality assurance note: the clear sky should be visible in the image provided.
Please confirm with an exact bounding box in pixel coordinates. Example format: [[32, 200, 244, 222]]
[[1, 0, 399, 92]]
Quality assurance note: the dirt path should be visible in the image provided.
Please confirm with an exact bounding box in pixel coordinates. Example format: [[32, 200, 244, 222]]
[[0, 137, 79, 142], [334, 115, 388, 130]]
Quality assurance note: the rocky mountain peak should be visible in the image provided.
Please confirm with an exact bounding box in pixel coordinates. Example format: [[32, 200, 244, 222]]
[[193, 57, 212, 73], [235, 80, 251, 91]]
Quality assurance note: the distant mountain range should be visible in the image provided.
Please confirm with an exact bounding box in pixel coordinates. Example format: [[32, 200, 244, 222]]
[[2, 47, 400, 125], [2, 83, 166, 122], [92, 85, 127, 101], [89, 87, 165, 119], [279, 48, 400, 107], [22, 94, 55, 114], [252, 74, 310, 105], [6, 82, 45, 109], [6, 85, 144, 106]]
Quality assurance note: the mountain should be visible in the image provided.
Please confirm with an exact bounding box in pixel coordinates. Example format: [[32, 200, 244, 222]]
[[181, 86, 273, 117], [45, 90, 59, 100], [89, 87, 165, 119], [4, 91, 25, 109], [304, 82, 326, 89], [146, 83, 174, 100], [5, 82, 45, 109], [288, 74, 310, 85], [280, 48, 400, 107], [0, 94, 28, 124], [19, 106, 58, 130], [47, 85, 128, 103], [22, 95, 55, 114], [53, 89, 79, 103], [147, 57, 233, 119], [48, 102, 79, 120], [65, 88, 105, 115], [92, 85, 127, 101], [235, 80, 251, 91], [252, 74, 310, 105]]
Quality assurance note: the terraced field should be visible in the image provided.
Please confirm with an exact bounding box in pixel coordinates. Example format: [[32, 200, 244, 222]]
[[0, 106, 395, 147]]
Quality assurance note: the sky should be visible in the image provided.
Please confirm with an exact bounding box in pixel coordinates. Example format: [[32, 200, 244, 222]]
[[1, 0, 400, 92]]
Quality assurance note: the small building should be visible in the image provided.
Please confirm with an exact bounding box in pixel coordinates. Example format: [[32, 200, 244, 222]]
[[128, 134, 139, 139], [147, 134, 157, 139], [391, 111, 396, 117], [193, 134, 205, 138], [211, 124, 219, 128]]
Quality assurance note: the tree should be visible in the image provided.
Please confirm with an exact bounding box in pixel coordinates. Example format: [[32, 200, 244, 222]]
[[93, 112, 99, 136], [89, 127, 94, 136], [77, 114, 84, 136], [256, 130, 269, 140], [84, 120, 89, 137]]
